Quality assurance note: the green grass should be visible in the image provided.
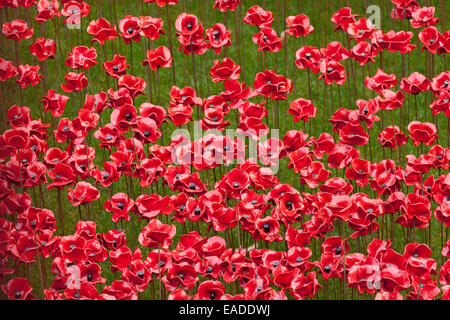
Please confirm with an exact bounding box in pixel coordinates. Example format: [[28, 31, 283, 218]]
[[0, 0, 449, 300]]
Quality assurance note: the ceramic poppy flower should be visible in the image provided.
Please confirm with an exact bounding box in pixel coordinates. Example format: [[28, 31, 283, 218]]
[[290, 272, 322, 300], [0, 57, 18, 81], [67, 181, 100, 206], [65, 46, 98, 69], [330, 7, 359, 32], [103, 54, 129, 79], [243, 5, 273, 28], [209, 57, 241, 83], [253, 69, 292, 100], [29, 38, 56, 61], [382, 30, 416, 54], [375, 89, 405, 111], [138, 16, 164, 40], [407, 121, 438, 146], [36, 0, 61, 22], [138, 219, 176, 249], [397, 193, 431, 229], [2, 19, 33, 41], [206, 23, 232, 55], [193, 280, 225, 300], [318, 59, 347, 85], [118, 75, 146, 98], [16, 65, 43, 89], [418, 26, 441, 54], [294, 46, 323, 74], [142, 46, 173, 71], [87, 18, 118, 45], [119, 15, 141, 44], [400, 72, 431, 95], [60, 72, 88, 92], [410, 6, 439, 28], [365, 69, 397, 94], [61, 1, 90, 26], [347, 18, 375, 41], [162, 263, 199, 292], [289, 98, 316, 122], [378, 126, 408, 148], [252, 28, 282, 52], [3, 278, 33, 300], [253, 216, 282, 243], [144, 0, 178, 6], [213, 0, 240, 12], [104, 192, 135, 223], [320, 41, 349, 61], [285, 14, 314, 38]]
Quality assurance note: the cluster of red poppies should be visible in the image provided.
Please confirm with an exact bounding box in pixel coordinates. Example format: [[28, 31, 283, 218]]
[[0, 0, 449, 301]]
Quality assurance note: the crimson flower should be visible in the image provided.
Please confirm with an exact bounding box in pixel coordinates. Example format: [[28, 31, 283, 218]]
[[138, 219, 176, 249], [243, 5, 273, 28], [29, 38, 56, 61], [103, 54, 129, 79], [285, 14, 314, 38], [138, 16, 164, 40], [2, 19, 33, 41], [60, 72, 88, 92], [16, 65, 43, 89], [252, 28, 282, 53], [65, 46, 98, 69], [119, 15, 141, 44], [318, 59, 347, 85], [67, 181, 100, 206], [87, 18, 118, 45], [104, 193, 135, 223], [289, 98, 316, 122], [418, 26, 441, 54], [407, 121, 438, 146], [213, 0, 240, 12], [209, 57, 240, 83], [142, 46, 173, 71], [253, 70, 292, 100], [205, 23, 232, 55], [400, 72, 431, 95], [0, 57, 18, 81]]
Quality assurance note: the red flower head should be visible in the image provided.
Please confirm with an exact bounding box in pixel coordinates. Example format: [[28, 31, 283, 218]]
[[252, 28, 282, 53], [285, 14, 314, 38], [36, 0, 61, 23], [213, 0, 240, 12], [320, 41, 349, 61], [400, 72, 431, 95], [209, 57, 241, 83], [16, 65, 43, 89], [378, 126, 408, 148], [434, 201, 450, 228], [290, 272, 322, 300], [29, 38, 56, 61], [418, 26, 441, 54], [59, 235, 87, 262], [295, 46, 323, 73], [331, 7, 359, 32], [87, 18, 118, 45], [118, 75, 146, 98], [243, 5, 273, 28], [60, 72, 88, 92], [138, 16, 164, 40], [206, 23, 232, 55], [347, 18, 375, 42], [138, 219, 176, 249], [61, 1, 90, 26], [397, 193, 431, 229], [407, 121, 438, 146], [103, 54, 129, 79], [119, 15, 141, 44], [318, 59, 347, 85], [142, 46, 173, 71], [3, 278, 33, 300], [375, 89, 405, 111], [253, 216, 283, 243], [2, 19, 33, 41], [104, 192, 135, 223], [365, 69, 397, 94], [193, 280, 225, 300], [0, 57, 18, 81], [289, 98, 316, 122], [382, 30, 416, 54], [253, 70, 292, 100], [65, 46, 98, 70], [68, 181, 100, 206], [162, 263, 199, 292], [410, 6, 439, 28]]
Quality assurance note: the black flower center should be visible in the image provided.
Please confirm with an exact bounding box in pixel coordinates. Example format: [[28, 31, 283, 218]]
[[127, 27, 134, 34], [189, 183, 196, 190], [194, 207, 201, 215], [87, 273, 93, 282], [335, 247, 342, 255], [232, 182, 240, 188], [285, 201, 293, 210], [263, 223, 270, 233], [137, 270, 145, 278], [209, 291, 216, 300], [324, 265, 331, 273]]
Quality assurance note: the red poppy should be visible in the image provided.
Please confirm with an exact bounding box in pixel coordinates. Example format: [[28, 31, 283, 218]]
[[118, 75, 146, 98], [103, 54, 129, 79], [68, 181, 100, 206], [400, 72, 431, 95], [3, 278, 33, 300], [36, 0, 61, 23], [87, 18, 118, 45], [289, 98, 316, 122], [365, 69, 397, 94], [318, 59, 347, 85], [331, 7, 359, 32], [320, 41, 349, 61], [119, 15, 141, 44], [407, 121, 438, 146], [61, 1, 90, 26], [138, 16, 164, 40], [418, 26, 441, 54], [205, 23, 232, 55], [209, 57, 241, 83], [139, 219, 176, 249], [16, 65, 43, 89], [375, 89, 405, 111], [252, 28, 282, 53], [213, 0, 240, 12], [142, 46, 173, 71], [0, 57, 18, 81], [2, 19, 33, 41], [410, 6, 439, 28], [60, 72, 88, 92], [104, 192, 135, 223], [243, 5, 273, 29], [290, 272, 322, 300], [253, 70, 292, 100], [29, 38, 56, 61], [295, 46, 322, 73], [397, 193, 431, 229], [285, 14, 314, 38], [65, 46, 98, 70], [347, 18, 375, 42]]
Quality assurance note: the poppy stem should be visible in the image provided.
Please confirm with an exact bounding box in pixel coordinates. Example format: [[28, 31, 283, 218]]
[[158, 245, 163, 299], [165, 4, 177, 86], [57, 188, 65, 235]]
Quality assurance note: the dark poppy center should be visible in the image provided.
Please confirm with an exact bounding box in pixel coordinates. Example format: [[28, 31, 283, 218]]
[[296, 257, 303, 263], [263, 223, 270, 233], [273, 261, 279, 267], [62, 126, 69, 131], [69, 244, 76, 249], [232, 182, 240, 188], [251, 200, 258, 205], [179, 205, 185, 211], [103, 172, 110, 179], [335, 247, 342, 255], [206, 266, 213, 272], [327, 67, 333, 73], [178, 273, 185, 280], [121, 161, 126, 165], [144, 130, 150, 137], [125, 113, 132, 121], [436, 154, 443, 160], [285, 201, 293, 210], [324, 265, 331, 273], [211, 117, 218, 122], [363, 107, 368, 115], [186, 23, 193, 31], [106, 134, 113, 141], [429, 38, 435, 44], [209, 291, 216, 300], [87, 273, 93, 282], [127, 27, 134, 34], [213, 30, 220, 40], [262, 35, 268, 42], [305, 52, 311, 59], [73, 292, 80, 299], [14, 291, 22, 299], [137, 270, 145, 278], [358, 29, 364, 34], [189, 183, 196, 190], [30, 220, 36, 228], [117, 202, 124, 209], [358, 169, 364, 173], [113, 65, 119, 71], [194, 207, 201, 215]]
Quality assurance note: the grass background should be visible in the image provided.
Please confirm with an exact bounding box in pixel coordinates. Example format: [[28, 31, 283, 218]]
[[0, 0, 449, 300]]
